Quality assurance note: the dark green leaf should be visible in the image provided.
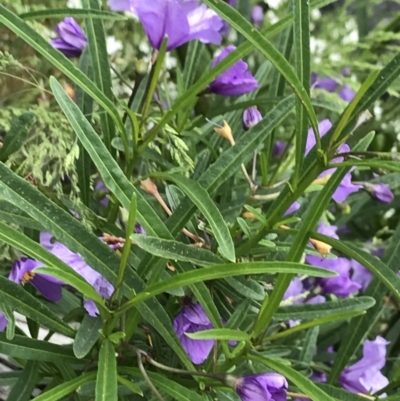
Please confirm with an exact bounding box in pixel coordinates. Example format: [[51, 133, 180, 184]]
[[74, 315, 102, 359], [131, 234, 224, 266], [6, 361, 39, 401], [0, 333, 80, 362], [29, 373, 96, 401], [19, 8, 126, 20], [0, 112, 35, 162], [96, 340, 118, 401]]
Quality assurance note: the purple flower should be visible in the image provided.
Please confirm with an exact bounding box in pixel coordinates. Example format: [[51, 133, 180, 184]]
[[307, 256, 361, 297], [316, 222, 339, 239], [306, 119, 361, 202], [284, 201, 301, 216], [208, 46, 259, 96], [339, 336, 389, 395], [0, 257, 63, 331], [50, 17, 87, 58], [95, 180, 110, 207], [351, 259, 373, 292], [236, 373, 288, 401], [311, 72, 355, 102], [40, 232, 114, 317], [251, 5, 264, 27], [339, 84, 356, 102], [363, 182, 394, 203], [283, 276, 305, 305], [111, 0, 223, 50], [173, 303, 214, 364], [243, 107, 262, 130], [273, 141, 287, 157]]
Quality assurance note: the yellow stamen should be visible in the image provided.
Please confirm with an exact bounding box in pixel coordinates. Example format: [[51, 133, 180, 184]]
[[22, 271, 36, 284]]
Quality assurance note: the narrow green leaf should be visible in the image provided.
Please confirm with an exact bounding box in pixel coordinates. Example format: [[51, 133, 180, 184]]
[[185, 328, 250, 341], [0, 333, 80, 362], [249, 354, 336, 401], [0, 276, 74, 337], [299, 326, 320, 364], [0, 112, 35, 162], [19, 9, 126, 20], [131, 234, 224, 266], [6, 361, 39, 401], [73, 315, 103, 359], [33, 266, 105, 307], [29, 373, 96, 401], [183, 40, 202, 90], [264, 310, 365, 341], [0, 202, 43, 230], [118, 262, 335, 313], [154, 173, 235, 261], [0, 163, 122, 288], [203, 0, 319, 144], [292, 0, 312, 184], [0, 5, 124, 134], [82, 0, 116, 152], [76, 48, 93, 206], [96, 340, 118, 401], [274, 296, 376, 320], [117, 376, 143, 396]]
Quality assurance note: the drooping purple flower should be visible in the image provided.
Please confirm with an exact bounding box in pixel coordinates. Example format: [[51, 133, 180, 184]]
[[173, 303, 214, 364], [9, 258, 63, 302], [0, 257, 64, 331], [243, 107, 262, 130], [109, 0, 223, 50], [311, 72, 355, 102], [306, 119, 361, 202], [273, 141, 287, 157], [251, 5, 264, 27], [236, 373, 288, 401], [208, 46, 259, 96], [363, 182, 394, 203], [50, 17, 87, 58], [339, 336, 389, 395], [40, 232, 114, 317]]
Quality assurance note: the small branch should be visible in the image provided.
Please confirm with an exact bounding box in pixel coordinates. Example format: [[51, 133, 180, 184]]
[[136, 349, 166, 401]]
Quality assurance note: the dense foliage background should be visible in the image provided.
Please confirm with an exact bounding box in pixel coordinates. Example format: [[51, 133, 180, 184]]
[[0, 0, 400, 400]]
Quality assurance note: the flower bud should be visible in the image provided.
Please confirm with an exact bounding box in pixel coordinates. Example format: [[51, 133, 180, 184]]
[[242, 107, 262, 130], [309, 238, 332, 258], [140, 178, 159, 196], [214, 120, 235, 145]]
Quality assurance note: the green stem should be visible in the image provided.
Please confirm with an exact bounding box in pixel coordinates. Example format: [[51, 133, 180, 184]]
[[111, 193, 137, 303]]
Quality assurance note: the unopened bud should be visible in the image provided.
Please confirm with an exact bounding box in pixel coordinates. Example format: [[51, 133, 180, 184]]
[[309, 238, 332, 258], [242, 211, 256, 219], [140, 178, 158, 196], [312, 174, 332, 186], [242, 107, 262, 130], [214, 120, 235, 145], [363, 182, 394, 204]]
